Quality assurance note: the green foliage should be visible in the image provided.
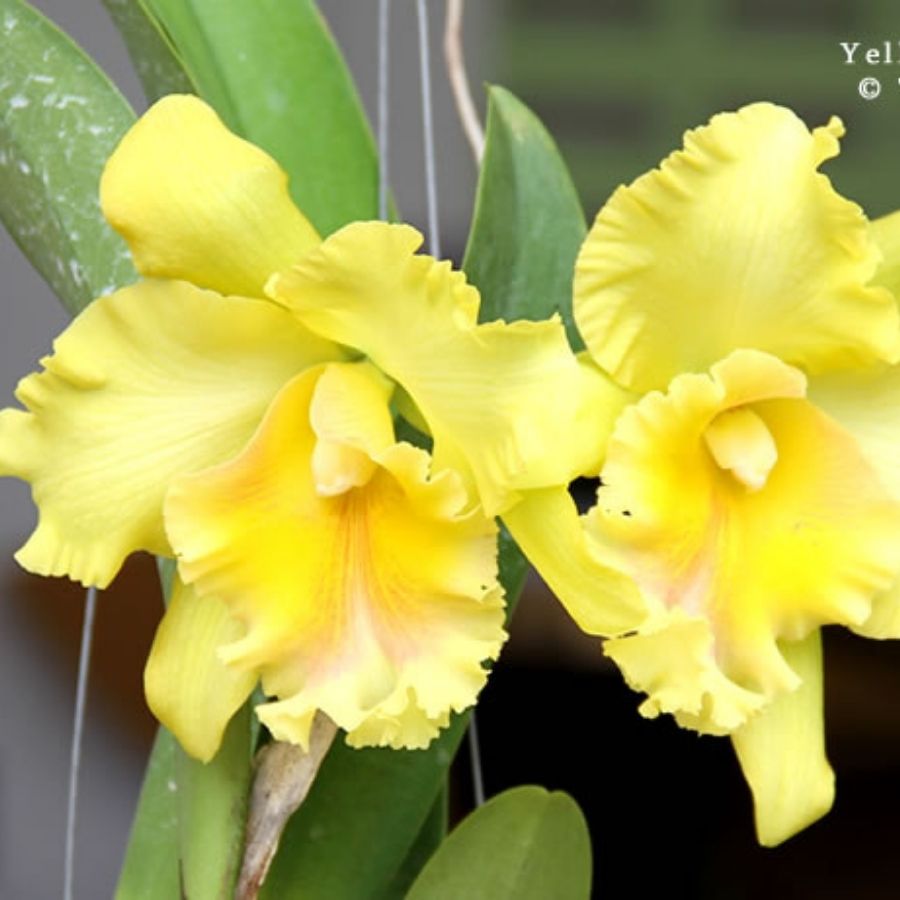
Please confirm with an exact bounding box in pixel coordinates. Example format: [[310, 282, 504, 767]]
[[463, 85, 586, 347], [114, 728, 180, 900], [117, 710, 254, 900], [101, 0, 194, 102], [406, 787, 593, 900], [378, 788, 449, 899], [177, 704, 255, 900], [261, 719, 468, 900], [0, 0, 136, 315], [139, 0, 378, 234]]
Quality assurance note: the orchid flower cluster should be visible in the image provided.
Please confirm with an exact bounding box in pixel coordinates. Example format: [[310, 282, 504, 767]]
[[3, 2, 900, 894]]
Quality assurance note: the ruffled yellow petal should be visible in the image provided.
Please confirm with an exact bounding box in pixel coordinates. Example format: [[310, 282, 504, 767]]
[[269, 221, 587, 515], [731, 632, 834, 846], [502, 486, 645, 637], [575, 103, 899, 392], [101, 95, 320, 297], [604, 608, 766, 736], [0, 279, 341, 587], [164, 363, 506, 750], [587, 349, 900, 732], [144, 575, 256, 762]]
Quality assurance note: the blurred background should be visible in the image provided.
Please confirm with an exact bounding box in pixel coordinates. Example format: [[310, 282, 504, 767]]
[[2, 1, 900, 897]]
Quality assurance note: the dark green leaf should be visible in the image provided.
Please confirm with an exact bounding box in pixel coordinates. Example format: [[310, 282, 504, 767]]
[[378, 787, 448, 900], [406, 787, 592, 900], [101, 0, 194, 102], [0, 0, 136, 315], [140, 0, 378, 234], [261, 717, 467, 900], [463, 85, 586, 347]]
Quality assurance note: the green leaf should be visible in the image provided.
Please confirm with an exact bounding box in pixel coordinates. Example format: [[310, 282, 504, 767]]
[[378, 787, 448, 899], [462, 85, 586, 348], [260, 534, 528, 900], [117, 709, 254, 900], [406, 787, 593, 900], [178, 703, 254, 900], [140, 0, 378, 234], [101, 0, 195, 102], [115, 727, 180, 900], [0, 0, 137, 315], [261, 717, 467, 900]]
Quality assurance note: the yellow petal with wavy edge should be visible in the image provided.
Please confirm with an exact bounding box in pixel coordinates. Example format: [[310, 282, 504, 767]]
[[604, 609, 767, 735], [269, 221, 588, 515], [587, 349, 900, 732], [575, 103, 899, 392], [502, 486, 644, 637], [732, 631, 834, 846], [165, 363, 506, 750], [144, 575, 256, 762], [809, 363, 900, 637], [0, 279, 342, 587], [101, 95, 320, 297]]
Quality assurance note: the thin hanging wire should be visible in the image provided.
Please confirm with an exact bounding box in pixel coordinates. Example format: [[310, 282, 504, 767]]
[[467, 708, 486, 808], [64, 585, 98, 900], [415, 0, 441, 259], [377, 0, 391, 220], [415, 0, 483, 808]]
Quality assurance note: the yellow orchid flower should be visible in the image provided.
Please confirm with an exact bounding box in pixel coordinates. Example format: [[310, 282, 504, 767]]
[[506, 102, 900, 845], [0, 95, 588, 760]]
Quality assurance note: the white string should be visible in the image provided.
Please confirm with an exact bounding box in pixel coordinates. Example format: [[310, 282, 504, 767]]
[[415, 0, 441, 259], [377, 0, 391, 220], [64, 585, 98, 900]]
